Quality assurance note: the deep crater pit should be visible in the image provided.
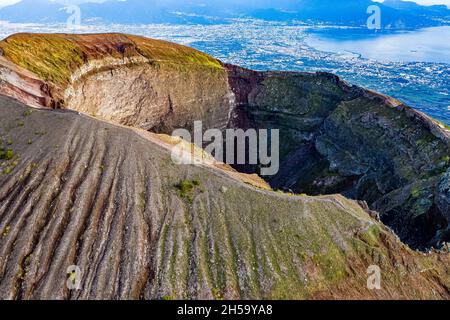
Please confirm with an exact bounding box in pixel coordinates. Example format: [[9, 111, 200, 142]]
[[61, 59, 450, 251]]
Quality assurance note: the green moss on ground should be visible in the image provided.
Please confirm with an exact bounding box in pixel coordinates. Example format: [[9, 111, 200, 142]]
[[0, 33, 223, 88], [0, 148, 14, 160], [0, 34, 85, 85]]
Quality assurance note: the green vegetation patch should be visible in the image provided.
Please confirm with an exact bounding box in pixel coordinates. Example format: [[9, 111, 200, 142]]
[[0, 33, 223, 89], [1, 225, 10, 237], [174, 179, 203, 202], [0, 34, 86, 86], [0, 148, 14, 160], [128, 35, 223, 70], [0, 144, 20, 175], [435, 119, 450, 130]]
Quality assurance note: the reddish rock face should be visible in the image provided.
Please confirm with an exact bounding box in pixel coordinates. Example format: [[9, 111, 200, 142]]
[[0, 33, 227, 111], [66, 60, 233, 133]]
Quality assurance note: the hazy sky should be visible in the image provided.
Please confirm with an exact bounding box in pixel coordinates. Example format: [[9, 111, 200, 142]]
[[1, 0, 450, 8], [375, 0, 450, 6]]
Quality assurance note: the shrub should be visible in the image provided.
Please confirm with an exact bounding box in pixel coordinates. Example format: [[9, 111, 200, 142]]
[[0, 149, 14, 160], [175, 179, 202, 202]]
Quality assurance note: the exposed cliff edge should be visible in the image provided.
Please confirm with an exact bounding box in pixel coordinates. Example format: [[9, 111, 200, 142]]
[[0, 33, 449, 299], [226, 65, 450, 250], [0, 33, 233, 131]]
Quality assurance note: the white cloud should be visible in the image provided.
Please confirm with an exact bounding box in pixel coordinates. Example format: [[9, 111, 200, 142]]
[[0, 0, 21, 7], [373, 0, 450, 7], [413, 0, 450, 5]]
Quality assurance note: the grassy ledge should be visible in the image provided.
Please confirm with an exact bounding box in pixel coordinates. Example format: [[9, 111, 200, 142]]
[[0, 33, 223, 88]]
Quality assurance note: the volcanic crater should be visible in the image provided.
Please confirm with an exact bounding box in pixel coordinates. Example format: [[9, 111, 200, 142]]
[[0, 33, 449, 300]]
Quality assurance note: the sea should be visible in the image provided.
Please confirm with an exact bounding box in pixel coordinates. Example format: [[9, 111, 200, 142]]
[[1, 20, 449, 125]]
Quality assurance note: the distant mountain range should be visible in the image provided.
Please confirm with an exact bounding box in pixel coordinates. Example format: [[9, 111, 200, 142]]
[[0, 0, 449, 28]]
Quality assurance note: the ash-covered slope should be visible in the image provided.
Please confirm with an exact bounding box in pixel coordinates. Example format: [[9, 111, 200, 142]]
[[0, 33, 449, 299], [0, 96, 449, 300]]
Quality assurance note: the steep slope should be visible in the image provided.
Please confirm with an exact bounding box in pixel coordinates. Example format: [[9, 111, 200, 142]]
[[0, 96, 449, 300]]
